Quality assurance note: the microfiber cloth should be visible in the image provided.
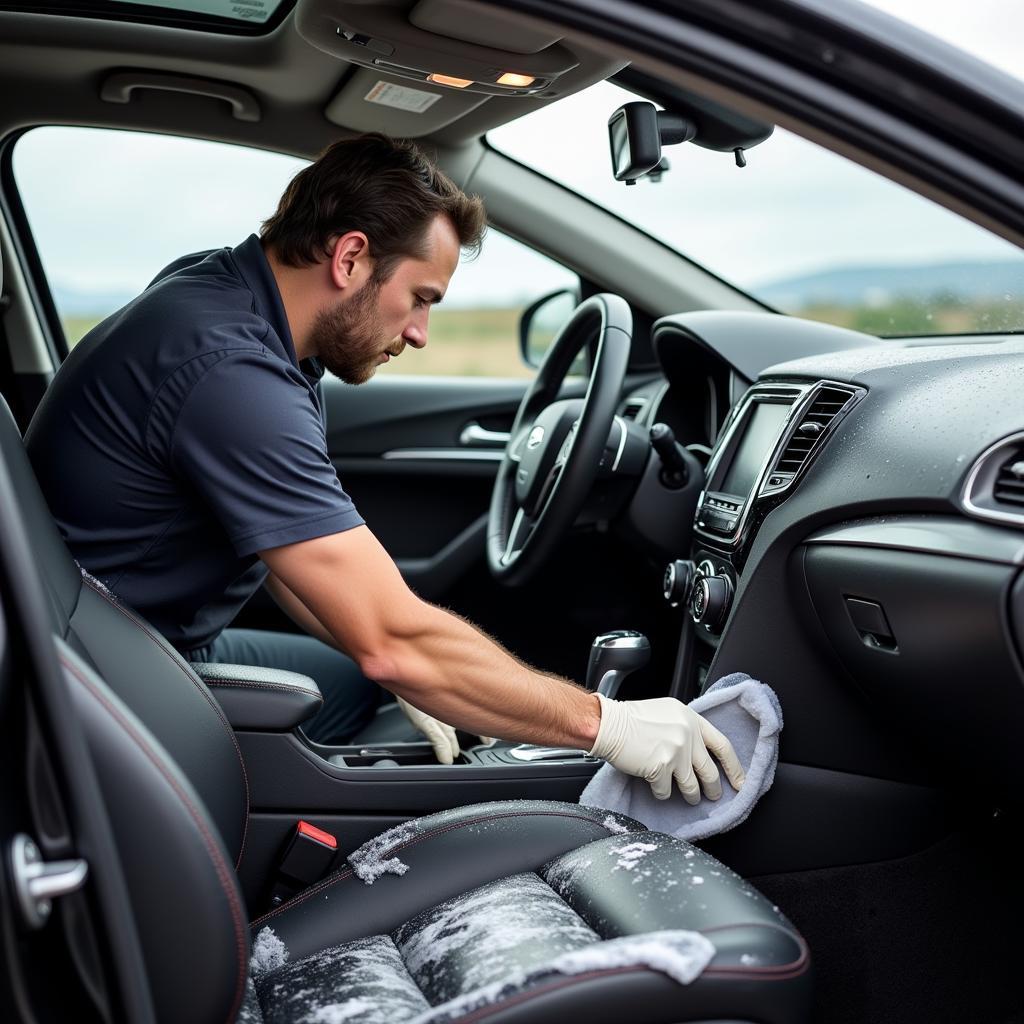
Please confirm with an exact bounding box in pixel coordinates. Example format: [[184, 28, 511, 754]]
[[579, 673, 782, 843]]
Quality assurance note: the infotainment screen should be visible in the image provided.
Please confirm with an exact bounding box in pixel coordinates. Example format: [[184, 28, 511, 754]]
[[719, 401, 791, 498]]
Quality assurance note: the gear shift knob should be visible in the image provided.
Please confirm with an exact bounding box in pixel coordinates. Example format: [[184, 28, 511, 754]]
[[587, 631, 651, 699]]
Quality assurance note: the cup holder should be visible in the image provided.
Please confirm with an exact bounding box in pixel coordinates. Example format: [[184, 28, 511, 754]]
[[325, 742, 471, 769]]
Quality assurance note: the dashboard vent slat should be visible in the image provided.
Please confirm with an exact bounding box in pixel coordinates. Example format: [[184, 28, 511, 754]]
[[993, 455, 1024, 508], [772, 386, 853, 477], [620, 398, 647, 422]]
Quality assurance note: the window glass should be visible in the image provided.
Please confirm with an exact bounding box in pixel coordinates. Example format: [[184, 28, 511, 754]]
[[14, 127, 577, 377], [0, 0, 292, 30], [14, 127, 307, 346], [490, 80, 1024, 336]]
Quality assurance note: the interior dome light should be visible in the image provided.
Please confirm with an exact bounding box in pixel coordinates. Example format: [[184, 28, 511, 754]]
[[496, 72, 536, 87], [427, 73, 473, 88]]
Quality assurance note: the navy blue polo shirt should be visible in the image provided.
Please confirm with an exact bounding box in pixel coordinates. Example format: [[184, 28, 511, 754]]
[[26, 234, 364, 652]]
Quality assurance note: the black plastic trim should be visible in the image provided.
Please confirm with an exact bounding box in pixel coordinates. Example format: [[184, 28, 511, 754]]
[[806, 515, 1024, 567]]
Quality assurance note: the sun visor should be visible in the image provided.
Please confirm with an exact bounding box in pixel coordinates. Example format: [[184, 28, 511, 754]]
[[295, 0, 581, 98], [324, 67, 487, 136]]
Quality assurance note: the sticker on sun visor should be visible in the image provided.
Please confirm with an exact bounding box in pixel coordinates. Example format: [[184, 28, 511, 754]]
[[364, 82, 442, 113], [107, 0, 277, 23]]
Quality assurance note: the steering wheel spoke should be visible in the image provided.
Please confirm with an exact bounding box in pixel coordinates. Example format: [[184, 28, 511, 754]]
[[553, 419, 579, 469], [501, 507, 536, 566], [487, 294, 633, 586], [507, 425, 532, 464]]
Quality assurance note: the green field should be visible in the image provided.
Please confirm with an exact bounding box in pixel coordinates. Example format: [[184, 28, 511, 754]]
[[63, 306, 535, 379], [62, 296, 1023, 379]]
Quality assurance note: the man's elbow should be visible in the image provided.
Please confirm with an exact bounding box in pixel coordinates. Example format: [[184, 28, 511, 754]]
[[352, 607, 437, 699], [357, 646, 402, 688]]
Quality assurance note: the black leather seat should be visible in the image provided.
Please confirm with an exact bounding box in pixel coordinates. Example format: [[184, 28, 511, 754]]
[[0, 392, 811, 1024]]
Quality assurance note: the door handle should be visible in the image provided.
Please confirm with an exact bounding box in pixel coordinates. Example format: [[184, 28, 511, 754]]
[[459, 422, 511, 447]]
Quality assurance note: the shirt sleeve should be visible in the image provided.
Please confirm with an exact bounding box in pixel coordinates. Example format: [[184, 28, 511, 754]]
[[170, 350, 364, 556]]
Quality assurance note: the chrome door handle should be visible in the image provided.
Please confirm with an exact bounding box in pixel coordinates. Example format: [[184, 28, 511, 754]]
[[459, 422, 511, 447], [10, 834, 89, 929]]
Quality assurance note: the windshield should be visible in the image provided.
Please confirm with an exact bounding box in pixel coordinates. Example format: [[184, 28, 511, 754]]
[[489, 80, 1024, 337]]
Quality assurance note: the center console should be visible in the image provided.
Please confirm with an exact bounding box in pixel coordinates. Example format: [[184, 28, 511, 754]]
[[683, 380, 862, 636], [206, 629, 658, 829]]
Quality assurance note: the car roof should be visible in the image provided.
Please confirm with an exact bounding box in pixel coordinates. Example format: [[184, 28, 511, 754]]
[[0, 0, 624, 161]]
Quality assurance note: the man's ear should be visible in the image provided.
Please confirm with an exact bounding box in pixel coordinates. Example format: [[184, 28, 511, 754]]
[[328, 231, 371, 292]]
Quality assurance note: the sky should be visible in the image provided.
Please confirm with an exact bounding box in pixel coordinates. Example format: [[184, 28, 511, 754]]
[[12, 0, 1024, 312]]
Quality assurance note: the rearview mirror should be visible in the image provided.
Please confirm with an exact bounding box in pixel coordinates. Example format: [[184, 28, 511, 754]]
[[519, 288, 579, 368], [608, 101, 695, 184]]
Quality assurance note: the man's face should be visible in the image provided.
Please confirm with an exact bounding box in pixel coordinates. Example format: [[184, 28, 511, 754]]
[[312, 214, 461, 385]]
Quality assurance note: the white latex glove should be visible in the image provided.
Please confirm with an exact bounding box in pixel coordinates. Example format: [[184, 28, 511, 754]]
[[589, 693, 746, 803], [395, 696, 460, 765]]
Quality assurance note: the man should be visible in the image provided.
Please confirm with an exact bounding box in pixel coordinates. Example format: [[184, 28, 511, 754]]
[[27, 133, 743, 803]]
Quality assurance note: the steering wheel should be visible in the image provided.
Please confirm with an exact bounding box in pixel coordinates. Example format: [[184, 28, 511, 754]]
[[487, 293, 632, 586]]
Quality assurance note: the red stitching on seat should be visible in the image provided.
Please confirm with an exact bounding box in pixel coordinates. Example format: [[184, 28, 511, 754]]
[[699, 920, 811, 978], [436, 966, 676, 1023], [204, 679, 323, 701], [81, 578, 250, 868], [62, 655, 248, 1024], [249, 808, 612, 929], [433, 953, 810, 1024]]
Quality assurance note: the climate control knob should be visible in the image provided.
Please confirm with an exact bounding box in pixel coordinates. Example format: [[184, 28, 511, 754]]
[[663, 559, 696, 607], [690, 570, 734, 632]]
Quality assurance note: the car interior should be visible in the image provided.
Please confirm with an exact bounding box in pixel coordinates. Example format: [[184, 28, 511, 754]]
[[1, 1, 1023, 1022]]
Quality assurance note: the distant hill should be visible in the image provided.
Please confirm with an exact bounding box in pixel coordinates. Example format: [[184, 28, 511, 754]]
[[755, 259, 1023, 309], [51, 258, 1024, 318]]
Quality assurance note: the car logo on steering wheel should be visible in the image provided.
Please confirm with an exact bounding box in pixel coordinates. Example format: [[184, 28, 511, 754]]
[[527, 426, 546, 450]]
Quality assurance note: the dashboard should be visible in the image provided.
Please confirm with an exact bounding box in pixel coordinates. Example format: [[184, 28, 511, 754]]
[[621, 311, 1024, 801]]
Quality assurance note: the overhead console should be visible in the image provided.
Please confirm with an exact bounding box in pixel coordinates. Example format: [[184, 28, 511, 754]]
[[294, 0, 625, 137]]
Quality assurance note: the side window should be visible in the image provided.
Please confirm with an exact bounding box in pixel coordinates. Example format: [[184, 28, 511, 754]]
[[13, 127, 308, 349], [13, 128, 579, 377], [378, 227, 578, 379]]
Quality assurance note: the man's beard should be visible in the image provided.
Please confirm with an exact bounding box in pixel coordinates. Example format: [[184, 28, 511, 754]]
[[309, 277, 400, 385]]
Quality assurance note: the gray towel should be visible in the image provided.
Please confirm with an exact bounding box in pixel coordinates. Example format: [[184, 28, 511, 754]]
[[579, 673, 782, 843]]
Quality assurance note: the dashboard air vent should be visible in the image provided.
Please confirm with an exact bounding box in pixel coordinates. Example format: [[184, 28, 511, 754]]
[[993, 452, 1024, 510], [620, 397, 647, 422], [962, 434, 1024, 526], [773, 386, 853, 475]]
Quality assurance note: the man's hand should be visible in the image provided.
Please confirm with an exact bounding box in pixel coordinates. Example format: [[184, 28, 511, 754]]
[[395, 696, 460, 764], [394, 698, 496, 763], [590, 694, 746, 802]]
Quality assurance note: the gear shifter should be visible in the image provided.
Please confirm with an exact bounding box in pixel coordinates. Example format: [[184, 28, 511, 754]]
[[586, 630, 651, 699], [506, 631, 650, 763]]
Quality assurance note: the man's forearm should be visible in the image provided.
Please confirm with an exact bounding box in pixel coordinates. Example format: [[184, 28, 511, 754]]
[[364, 601, 602, 749], [260, 530, 601, 750]]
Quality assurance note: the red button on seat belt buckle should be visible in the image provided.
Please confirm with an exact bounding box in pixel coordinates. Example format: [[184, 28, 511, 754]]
[[271, 820, 339, 906], [296, 821, 337, 849]]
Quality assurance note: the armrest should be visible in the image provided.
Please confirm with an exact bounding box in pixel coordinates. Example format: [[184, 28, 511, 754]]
[[190, 662, 322, 731]]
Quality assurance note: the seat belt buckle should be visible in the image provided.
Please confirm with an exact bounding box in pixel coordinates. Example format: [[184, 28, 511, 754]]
[[269, 821, 338, 906]]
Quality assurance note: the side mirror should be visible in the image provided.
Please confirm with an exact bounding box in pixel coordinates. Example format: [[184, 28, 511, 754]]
[[519, 288, 579, 368]]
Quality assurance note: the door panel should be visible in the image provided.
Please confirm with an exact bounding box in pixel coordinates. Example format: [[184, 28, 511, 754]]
[[322, 374, 587, 597]]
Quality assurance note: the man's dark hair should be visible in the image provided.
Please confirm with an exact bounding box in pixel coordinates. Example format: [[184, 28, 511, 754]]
[[261, 133, 485, 280]]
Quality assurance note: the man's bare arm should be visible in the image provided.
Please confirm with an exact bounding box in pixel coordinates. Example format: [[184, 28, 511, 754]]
[[263, 572, 338, 649], [260, 526, 601, 749]]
